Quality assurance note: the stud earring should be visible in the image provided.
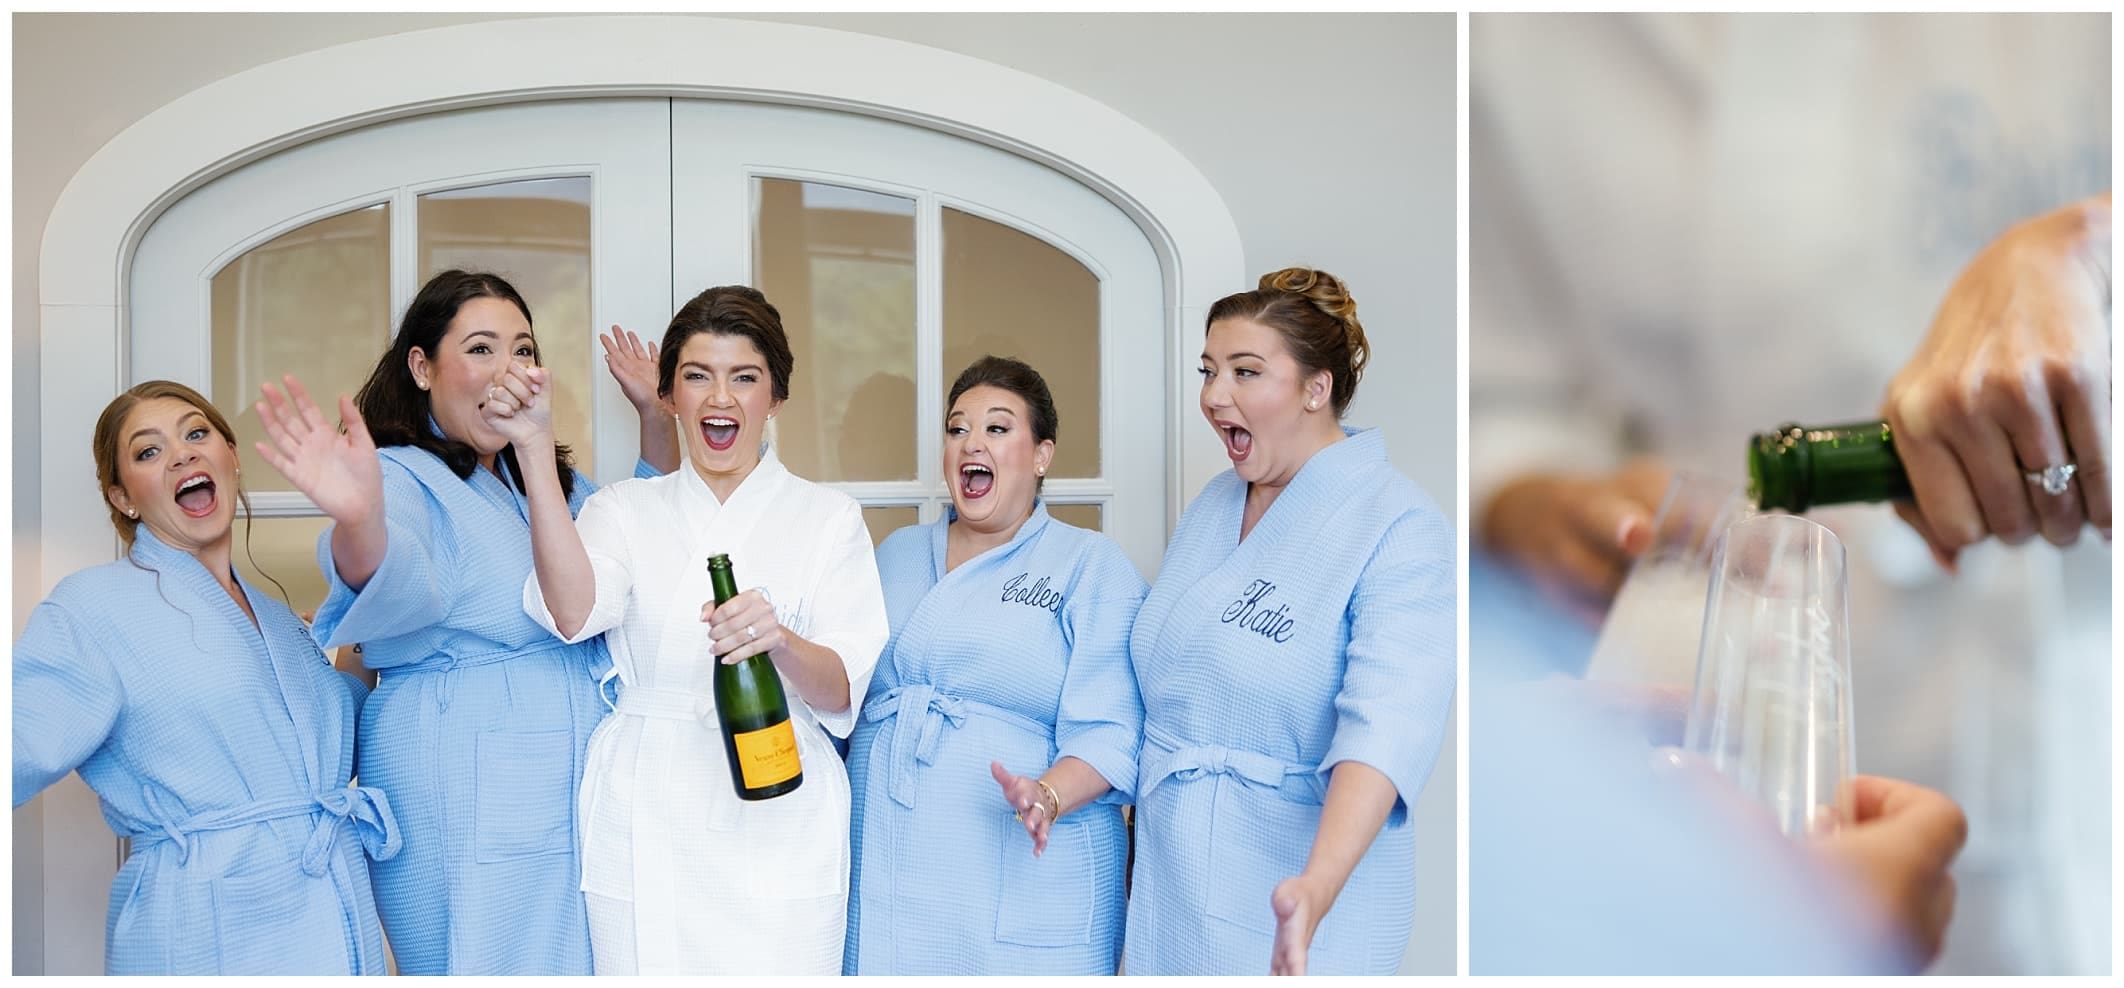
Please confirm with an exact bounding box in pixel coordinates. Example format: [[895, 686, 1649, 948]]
[[126, 509, 136, 518]]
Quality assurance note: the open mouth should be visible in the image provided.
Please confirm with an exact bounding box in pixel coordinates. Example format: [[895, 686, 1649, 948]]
[[1219, 423, 1253, 463], [701, 416, 740, 452], [959, 463, 994, 500], [175, 472, 218, 518]]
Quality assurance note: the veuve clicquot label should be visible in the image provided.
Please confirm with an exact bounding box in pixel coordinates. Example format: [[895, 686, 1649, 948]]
[[731, 722, 802, 789], [1747, 420, 1915, 514], [707, 554, 803, 800]]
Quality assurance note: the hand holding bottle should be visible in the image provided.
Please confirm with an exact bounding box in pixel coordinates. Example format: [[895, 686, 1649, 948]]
[[702, 589, 787, 666], [1881, 194, 2111, 563], [1478, 458, 1671, 605]]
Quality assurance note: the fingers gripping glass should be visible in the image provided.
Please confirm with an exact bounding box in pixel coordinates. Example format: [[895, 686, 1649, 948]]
[[1584, 471, 1754, 687], [1683, 514, 1857, 837]]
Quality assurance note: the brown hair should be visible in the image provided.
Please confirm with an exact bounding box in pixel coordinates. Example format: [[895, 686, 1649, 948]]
[[1205, 267, 1371, 416], [93, 381, 247, 546], [353, 269, 578, 501], [658, 286, 796, 403], [92, 381, 290, 602], [948, 355, 1059, 490]]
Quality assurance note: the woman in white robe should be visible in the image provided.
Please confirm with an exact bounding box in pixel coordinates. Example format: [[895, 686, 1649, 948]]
[[519, 285, 889, 975]]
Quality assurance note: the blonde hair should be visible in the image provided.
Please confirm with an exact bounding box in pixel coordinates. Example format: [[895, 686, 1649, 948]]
[[1206, 267, 1371, 415], [93, 381, 246, 546]]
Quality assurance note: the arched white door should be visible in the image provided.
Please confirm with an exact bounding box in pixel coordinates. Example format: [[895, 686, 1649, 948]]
[[673, 101, 1167, 575], [104, 93, 1173, 971], [131, 98, 1169, 612]]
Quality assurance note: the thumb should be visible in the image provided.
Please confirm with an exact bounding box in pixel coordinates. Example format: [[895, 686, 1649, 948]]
[[989, 760, 1015, 790], [1566, 485, 1655, 558]]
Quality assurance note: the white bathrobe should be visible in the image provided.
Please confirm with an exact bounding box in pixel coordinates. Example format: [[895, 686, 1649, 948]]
[[525, 444, 888, 975]]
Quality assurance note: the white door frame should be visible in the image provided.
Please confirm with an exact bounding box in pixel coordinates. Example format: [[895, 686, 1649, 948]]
[[41, 15, 1243, 598], [31, 15, 1242, 973]]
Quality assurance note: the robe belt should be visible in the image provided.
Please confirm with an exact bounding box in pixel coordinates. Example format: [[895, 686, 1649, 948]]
[[613, 684, 712, 722], [861, 684, 1050, 811], [1138, 725, 1327, 806], [132, 785, 404, 876], [392, 636, 582, 712]]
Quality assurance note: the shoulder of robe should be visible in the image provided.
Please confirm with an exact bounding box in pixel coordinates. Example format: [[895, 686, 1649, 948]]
[[52, 554, 164, 598], [784, 473, 865, 522]]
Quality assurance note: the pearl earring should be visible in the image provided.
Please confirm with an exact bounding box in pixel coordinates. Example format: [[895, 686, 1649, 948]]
[[126, 509, 136, 518]]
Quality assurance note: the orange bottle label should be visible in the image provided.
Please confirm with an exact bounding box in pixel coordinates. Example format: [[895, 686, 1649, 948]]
[[733, 720, 802, 789]]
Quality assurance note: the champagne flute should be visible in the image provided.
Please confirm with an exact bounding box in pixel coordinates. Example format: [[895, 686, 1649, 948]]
[[1682, 513, 1856, 836]]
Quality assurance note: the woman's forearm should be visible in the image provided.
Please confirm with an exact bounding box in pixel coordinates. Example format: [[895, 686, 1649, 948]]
[[518, 444, 597, 639], [769, 631, 852, 715], [1299, 760, 1401, 902], [1038, 756, 1113, 820]]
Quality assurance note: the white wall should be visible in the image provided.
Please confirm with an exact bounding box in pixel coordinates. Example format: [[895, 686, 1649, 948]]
[[13, 12, 1458, 975]]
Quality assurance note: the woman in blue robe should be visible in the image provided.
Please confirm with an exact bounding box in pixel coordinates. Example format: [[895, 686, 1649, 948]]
[[253, 271, 672, 974], [845, 356, 1146, 975], [13, 381, 398, 975], [1125, 270, 1456, 975]]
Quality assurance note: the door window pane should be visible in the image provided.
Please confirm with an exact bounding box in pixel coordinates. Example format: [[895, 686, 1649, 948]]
[[862, 506, 920, 548], [943, 207, 1101, 479], [230, 515, 335, 618], [210, 205, 392, 492], [419, 177, 595, 460], [755, 178, 917, 483], [1048, 503, 1103, 533]]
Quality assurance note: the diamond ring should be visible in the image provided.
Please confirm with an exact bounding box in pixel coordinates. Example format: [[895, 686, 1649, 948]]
[[745, 625, 757, 640], [2024, 463, 2078, 496]]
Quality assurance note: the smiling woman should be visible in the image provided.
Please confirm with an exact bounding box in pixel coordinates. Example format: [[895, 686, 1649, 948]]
[[12, 381, 396, 975], [521, 284, 890, 975], [840, 354, 1147, 976], [248, 269, 674, 975]]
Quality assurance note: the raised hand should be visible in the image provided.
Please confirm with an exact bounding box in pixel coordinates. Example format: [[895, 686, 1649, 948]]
[[601, 326, 664, 413], [480, 362, 555, 451], [254, 374, 382, 526]]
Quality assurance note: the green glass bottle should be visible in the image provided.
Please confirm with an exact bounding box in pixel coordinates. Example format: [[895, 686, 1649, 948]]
[[1747, 420, 1915, 514], [708, 554, 803, 800]]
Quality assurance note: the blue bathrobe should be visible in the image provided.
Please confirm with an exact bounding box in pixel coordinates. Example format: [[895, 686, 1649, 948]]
[[14, 526, 397, 975], [1124, 427, 1455, 975], [311, 446, 648, 974], [846, 503, 1146, 974]]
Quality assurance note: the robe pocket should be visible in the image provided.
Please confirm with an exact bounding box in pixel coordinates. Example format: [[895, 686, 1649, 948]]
[[741, 751, 849, 899], [211, 868, 349, 974], [475, 728, 577, 863], [994, 818, 1096, 947], [1203, 779, 1332, 951]]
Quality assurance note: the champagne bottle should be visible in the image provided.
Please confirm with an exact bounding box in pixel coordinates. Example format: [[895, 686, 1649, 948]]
[[708, 554, 803, 800], [1747, 420, 1915, 513]]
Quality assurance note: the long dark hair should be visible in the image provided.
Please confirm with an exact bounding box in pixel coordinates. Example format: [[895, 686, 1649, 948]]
[[353, 270, 577, 499]]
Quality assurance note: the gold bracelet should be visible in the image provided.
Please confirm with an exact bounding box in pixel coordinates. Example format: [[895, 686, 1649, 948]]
[[1035, 779, 1062, 822]]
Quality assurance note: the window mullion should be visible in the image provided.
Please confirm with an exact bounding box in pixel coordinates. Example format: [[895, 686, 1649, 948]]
[[914, 189, 944, 525]]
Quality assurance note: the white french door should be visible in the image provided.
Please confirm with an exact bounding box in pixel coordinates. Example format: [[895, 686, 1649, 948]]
[[131, 97, 1168, 591]]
